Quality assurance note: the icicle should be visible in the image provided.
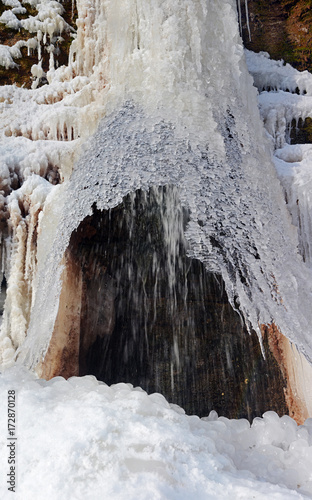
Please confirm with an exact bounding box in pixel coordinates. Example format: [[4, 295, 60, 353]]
[[49, 48, 55, 72], [245, 0, 251, 41], [37, 30, 42, 61], [237, 0, 242, 38]]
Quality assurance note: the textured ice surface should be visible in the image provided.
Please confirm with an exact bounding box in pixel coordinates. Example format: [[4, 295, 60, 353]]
[[20, 99, 312, 370], [0, 369, 312, 499]]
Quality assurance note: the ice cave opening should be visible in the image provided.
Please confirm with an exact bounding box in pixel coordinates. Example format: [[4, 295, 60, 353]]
[[46, 185, 287, 420]]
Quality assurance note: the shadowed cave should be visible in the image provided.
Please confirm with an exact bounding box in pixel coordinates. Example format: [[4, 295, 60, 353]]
[[68, 186, 287, 420]]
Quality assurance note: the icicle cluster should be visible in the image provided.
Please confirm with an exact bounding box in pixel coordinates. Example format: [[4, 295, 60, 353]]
[[0, 0, 74, 81], [246, 50, 312, 269]]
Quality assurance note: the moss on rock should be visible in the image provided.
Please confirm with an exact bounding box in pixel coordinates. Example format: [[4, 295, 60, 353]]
[[240, 0, 312, 71]]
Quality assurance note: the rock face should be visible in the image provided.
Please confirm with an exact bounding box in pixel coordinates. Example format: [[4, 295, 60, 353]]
[[240, 0, 312, 70]]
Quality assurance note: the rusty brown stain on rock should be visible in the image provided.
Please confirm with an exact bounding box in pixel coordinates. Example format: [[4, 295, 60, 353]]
[[261, 323, 308, 424], [39, 250, 82, 380]]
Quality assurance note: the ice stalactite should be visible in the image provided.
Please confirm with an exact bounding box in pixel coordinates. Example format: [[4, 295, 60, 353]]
[[236, 0, 250, 41], [237, 0, 242, 37], [244, 0, 251, 41], [0, 176, 53, 366], [0, 131, 73, 366], [0, 0, 75, 81]]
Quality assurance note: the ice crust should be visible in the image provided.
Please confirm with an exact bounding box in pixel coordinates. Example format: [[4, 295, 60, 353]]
[[246, 50, 312, 269], [0, 369, 312, 499]]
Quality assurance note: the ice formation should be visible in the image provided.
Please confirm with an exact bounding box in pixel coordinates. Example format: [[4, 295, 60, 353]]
[[1, 0, 312, 497], [246, 50, 312, 268], [0, 0, 74, 79]]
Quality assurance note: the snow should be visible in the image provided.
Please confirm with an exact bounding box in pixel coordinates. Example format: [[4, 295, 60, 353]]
[[0, 10, 21, 29], [0, 44, 21, 69], [0, 368, 312, 500], [245, 49, 312, 95]]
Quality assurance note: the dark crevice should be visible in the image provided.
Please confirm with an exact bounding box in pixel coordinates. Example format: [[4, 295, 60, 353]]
[[288, 117, 312, 144], [68, 186, 288, 420]]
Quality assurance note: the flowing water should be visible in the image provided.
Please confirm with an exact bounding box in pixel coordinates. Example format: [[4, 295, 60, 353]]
[[67, 185, 287, 418]]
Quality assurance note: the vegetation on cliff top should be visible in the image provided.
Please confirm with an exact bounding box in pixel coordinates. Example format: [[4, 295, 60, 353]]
[[241, 0, 312, 71]]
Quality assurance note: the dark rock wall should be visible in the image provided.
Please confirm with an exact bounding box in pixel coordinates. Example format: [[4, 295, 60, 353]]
[[240, 0, 312, 70], [66, 188, 288, 420]]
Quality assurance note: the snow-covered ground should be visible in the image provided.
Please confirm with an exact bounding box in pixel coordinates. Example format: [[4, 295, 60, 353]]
[[0, 368, 312, 500]]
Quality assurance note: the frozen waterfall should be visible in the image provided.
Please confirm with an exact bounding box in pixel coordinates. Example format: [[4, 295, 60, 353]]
[[2, 1, 312, 498]]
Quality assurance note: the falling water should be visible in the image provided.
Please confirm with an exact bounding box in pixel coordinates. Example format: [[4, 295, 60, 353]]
[[66, 185, 287, 419]]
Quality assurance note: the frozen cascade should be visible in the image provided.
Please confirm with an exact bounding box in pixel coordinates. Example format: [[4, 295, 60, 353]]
[[0, 0, 312, 417], [3, 3, 312, 497]]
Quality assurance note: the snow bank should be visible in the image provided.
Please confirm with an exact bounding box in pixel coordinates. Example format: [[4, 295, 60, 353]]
[[0, 368, 311, 500], [245, 50, 312, 95]]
